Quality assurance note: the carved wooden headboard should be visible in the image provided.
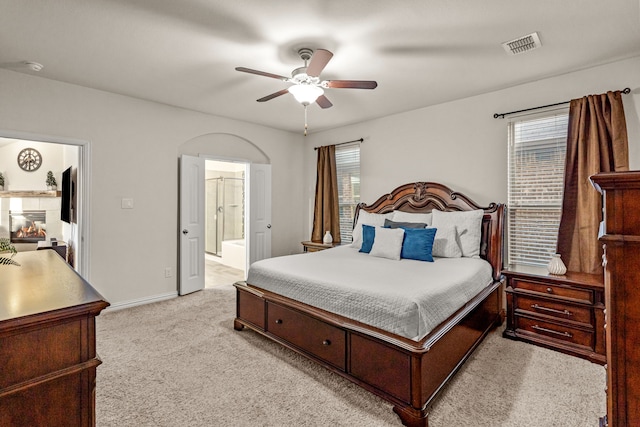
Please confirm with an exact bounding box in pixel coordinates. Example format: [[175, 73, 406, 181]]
[[354, 182, 505, 281]]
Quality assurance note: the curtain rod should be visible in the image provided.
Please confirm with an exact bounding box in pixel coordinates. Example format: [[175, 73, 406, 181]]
[[314, 138, 364, 150], [493, 87, 631, 119]]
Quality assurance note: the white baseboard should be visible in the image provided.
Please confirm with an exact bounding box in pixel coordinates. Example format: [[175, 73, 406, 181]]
[[105, 291, 178, 312]]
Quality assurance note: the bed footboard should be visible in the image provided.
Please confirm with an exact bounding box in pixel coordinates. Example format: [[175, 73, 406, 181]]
[[234, 279, 503, 427]]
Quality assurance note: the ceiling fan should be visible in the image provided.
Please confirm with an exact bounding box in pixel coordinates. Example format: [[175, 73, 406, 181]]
[[235, 48, 377, 109]]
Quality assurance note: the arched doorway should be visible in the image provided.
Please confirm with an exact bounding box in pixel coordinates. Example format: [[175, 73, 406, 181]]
[[178, 133, 271, 294]]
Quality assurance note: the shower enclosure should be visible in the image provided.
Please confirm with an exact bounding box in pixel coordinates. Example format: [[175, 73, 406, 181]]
[[205, 176, 244, 256]]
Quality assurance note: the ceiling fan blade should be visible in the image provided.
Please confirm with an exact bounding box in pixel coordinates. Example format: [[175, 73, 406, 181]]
[[235, 67, 288, 81], [306, 49, 333, 77], [257, 88, 290, 102], [316, 95, 333, 109], [325, 80, 378, 89]]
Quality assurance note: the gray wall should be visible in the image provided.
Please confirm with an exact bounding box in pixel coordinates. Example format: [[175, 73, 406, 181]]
[[303, 57, 640, 238], [0, 69, 304, 306], [1, 55, 637, 307]]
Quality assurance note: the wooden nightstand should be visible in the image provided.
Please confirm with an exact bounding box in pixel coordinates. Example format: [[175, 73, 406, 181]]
[[301, 241, 339, 252], [503, 264, 605, 364]]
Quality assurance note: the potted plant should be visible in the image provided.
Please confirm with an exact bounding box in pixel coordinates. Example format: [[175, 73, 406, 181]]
[[0, 238, 20, 266], [46, 171, 57, 190], [0, 172, 4, 191]]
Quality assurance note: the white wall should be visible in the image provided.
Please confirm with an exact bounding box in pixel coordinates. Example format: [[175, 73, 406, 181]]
[[303, 56, 640, 238], [0, 69, 304, 306], [0, 139, 65, 190]]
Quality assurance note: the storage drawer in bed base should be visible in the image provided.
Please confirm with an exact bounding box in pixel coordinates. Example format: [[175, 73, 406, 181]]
[[266, 301, 346, 370]]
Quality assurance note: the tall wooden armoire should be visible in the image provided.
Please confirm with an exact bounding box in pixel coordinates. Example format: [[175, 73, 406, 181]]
[[591, 171, 640, 427]]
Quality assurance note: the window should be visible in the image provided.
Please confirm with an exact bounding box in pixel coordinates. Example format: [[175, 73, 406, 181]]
[[507, 110, 569, 266], [335, 143, 360, 243]]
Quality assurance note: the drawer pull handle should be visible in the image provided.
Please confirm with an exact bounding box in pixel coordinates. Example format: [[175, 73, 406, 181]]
[[275, 319, 283, 324], [531, 324, 573, 338], [322, 340, 331, 346], [531, 304, 572, 316], [546, 287, 553, 294]]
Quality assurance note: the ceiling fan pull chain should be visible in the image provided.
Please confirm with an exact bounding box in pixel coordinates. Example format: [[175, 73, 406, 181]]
[[304, 105, 308, 136]]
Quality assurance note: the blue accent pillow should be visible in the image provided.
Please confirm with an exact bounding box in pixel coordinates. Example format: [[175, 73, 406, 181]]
[[359, 224, 376, 253], [400, 227, 437, 262]]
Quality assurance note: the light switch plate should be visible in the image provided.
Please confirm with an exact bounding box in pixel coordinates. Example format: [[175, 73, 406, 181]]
[[121, 198, 134, 209]]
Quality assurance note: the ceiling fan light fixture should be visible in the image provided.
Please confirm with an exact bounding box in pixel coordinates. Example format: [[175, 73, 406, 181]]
[[235, 46, 376, 134], [288, 84, 324, 105]]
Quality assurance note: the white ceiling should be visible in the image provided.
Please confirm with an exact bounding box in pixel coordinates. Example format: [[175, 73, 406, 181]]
[[1, 0, 639, 135]]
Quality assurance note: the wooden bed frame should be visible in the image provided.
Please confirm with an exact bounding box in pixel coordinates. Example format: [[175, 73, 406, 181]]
[[234, 182, 505, 426]]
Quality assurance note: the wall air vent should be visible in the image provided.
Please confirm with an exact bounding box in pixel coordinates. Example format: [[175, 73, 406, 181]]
[[502, 32, 542, 55]]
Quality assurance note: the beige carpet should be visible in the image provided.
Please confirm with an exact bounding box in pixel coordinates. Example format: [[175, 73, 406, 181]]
[[96, 285, 605, 426]]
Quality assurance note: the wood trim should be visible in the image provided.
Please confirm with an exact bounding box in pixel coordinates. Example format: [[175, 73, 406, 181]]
[[0, 302, 109, 337], [0, 359, 101, 398]]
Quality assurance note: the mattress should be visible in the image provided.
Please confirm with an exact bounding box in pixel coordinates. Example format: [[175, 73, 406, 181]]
[[247, 245, 493, 341]]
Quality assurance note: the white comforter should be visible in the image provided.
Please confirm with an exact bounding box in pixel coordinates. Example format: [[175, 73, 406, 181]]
[[247, 245, 493, 341]]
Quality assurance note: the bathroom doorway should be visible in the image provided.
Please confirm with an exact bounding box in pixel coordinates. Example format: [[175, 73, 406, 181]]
[[204, 160, 246, 287]]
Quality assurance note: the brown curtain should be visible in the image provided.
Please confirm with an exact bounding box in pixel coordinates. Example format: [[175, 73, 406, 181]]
[[556, 91, 629, 274], [311, 145, 341, 243]]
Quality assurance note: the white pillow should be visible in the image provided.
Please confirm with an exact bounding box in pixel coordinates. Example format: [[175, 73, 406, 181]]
[[369, 227, 405, 260], [431, 209, 484, 258], [428, 224, 462, 258], [350, 211, 393, 248], [391, 210, 433, 226]]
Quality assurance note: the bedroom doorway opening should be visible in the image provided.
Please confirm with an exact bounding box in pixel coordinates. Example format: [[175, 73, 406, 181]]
[[204, 159, 246, 288], [0, 133, 88, 276]]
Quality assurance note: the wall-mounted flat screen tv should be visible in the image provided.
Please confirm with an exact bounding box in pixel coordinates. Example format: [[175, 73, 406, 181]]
[[61, 166, 72, 223]]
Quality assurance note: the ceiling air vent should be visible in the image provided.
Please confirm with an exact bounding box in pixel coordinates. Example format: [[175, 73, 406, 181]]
[[502, 32, 542, 55]]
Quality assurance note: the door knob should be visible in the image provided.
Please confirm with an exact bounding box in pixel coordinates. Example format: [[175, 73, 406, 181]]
[[267, 224, 272, 229], [182, 229, 189, 235]]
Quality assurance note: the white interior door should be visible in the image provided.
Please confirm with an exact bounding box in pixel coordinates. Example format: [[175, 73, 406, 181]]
[[247, 163, 272, 268], [179, 155, 205, 295]]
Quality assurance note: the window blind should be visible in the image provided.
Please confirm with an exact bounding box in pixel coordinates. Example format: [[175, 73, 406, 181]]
[[507, 111, 568, 266], [335, 143, 360, 243]]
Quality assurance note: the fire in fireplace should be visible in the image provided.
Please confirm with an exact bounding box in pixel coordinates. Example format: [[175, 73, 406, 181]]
[[9, 210, 47, 243]]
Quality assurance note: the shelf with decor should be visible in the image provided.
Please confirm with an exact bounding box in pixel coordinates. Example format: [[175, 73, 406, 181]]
[[0, 190, 61, 198]]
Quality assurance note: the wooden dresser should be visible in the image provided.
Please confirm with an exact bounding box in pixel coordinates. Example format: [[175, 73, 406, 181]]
[[503, 264, 606, 364], [0, 250, 109, 427], [592, 171, 640, 427]]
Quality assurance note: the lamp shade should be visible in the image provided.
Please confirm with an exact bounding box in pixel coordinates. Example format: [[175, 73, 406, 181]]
[[288, 84, 324, 105]]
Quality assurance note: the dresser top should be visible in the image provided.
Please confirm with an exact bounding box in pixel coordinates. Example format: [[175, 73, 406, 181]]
[[0, 250, 109, 323], [591, 170, 640, 191], [503, 264, 604, 289]]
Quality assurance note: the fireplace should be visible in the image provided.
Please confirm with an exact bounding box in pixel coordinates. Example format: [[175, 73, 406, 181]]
[[9, 210, 47, 243]]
